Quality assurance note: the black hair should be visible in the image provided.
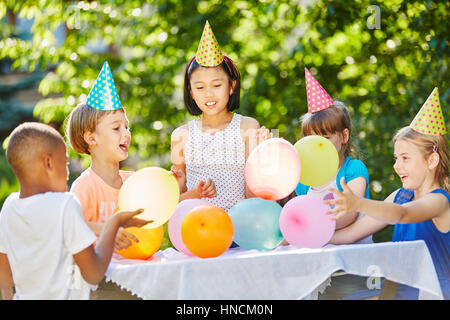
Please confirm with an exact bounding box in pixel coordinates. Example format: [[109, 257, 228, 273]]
[[183, 56, 241, 116]]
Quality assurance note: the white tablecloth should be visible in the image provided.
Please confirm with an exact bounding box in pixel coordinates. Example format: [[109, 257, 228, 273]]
[[105, 240, 443, 300]]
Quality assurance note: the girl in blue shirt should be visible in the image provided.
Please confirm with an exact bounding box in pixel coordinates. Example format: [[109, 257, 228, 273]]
[[296, 100, 372, 243]]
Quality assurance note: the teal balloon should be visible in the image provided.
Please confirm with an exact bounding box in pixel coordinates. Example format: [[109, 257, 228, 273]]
[[228, 198, 283, 250]]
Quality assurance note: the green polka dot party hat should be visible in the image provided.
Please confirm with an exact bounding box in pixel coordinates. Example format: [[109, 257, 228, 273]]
[[195, 20, 223, 67], [86, 61, 123, 110], [410, 87, 447, 136]]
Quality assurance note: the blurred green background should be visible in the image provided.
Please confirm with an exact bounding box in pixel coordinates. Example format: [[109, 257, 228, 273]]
[[1, 0, 449, 245]]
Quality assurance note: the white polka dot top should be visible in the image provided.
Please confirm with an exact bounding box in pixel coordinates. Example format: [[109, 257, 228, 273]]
[[185, 113, 246, 212]]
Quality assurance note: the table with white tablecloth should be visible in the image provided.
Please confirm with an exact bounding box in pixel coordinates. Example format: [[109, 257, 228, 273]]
[[105, 240, 443, 300]]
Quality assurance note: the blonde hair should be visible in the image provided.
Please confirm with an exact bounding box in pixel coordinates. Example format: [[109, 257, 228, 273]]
[[66, 103, 124, 154], [393, 126, 450, 192], [300, 101, 358, 158]]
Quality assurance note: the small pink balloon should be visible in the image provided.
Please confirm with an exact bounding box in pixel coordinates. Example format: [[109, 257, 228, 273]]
[[245, 138, 301, 201], [168, 199, 209, 256], [279, 195, 336, 248]]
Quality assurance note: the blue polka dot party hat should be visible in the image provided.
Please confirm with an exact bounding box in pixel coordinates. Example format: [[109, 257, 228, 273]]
[[86, 61, 123, 110]]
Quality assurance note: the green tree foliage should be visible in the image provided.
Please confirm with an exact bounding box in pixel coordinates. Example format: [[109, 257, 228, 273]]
[[1, 1, 449, 242]]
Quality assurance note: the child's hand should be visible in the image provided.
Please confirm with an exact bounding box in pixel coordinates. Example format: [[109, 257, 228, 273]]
[[196, 179, 217, 198], [324, 177, 361, 220], [112, 209, 153, 250], [247, 126, 272, 154], [114, 227, 138, 251], [171, 165, 186, 192], [256, 126, 272, 143], [114, 208, 153, 228]]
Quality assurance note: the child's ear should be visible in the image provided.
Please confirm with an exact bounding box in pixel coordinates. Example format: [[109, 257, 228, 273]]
[[83, 131, 97, 147], [42, 152, 53, 171], [341, 128, 350, 144], [229, 80, 236, 96], [428, 152, 440, 170]]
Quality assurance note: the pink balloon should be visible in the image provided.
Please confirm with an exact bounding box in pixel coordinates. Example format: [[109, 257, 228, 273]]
[[279, 195, 336, 248], [245, 138, 301, 201], [168, 199, 209, 256]]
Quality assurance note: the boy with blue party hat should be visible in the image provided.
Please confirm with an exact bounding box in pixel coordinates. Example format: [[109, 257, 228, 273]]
[[67, 61, 141, 251]]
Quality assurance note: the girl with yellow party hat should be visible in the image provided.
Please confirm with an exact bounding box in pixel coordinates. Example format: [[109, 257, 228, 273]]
[[326, 88, 450, 300], [170, 21, 271, 217]]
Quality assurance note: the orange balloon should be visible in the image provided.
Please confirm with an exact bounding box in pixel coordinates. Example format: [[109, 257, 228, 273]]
[[181, 205, 234, 258], [116, 226, 163, 260]]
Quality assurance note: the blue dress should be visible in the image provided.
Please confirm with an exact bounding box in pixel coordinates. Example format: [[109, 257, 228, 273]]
[[391, 188, 450, 300], [342, 188, 449, 300]]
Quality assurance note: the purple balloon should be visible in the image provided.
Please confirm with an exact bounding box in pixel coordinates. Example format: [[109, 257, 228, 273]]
[[279, 195, 336, 248], [168, 199, 209, 256]]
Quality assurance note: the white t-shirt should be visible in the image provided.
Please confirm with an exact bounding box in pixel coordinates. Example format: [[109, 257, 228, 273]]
[[0, 192, 96, 300]]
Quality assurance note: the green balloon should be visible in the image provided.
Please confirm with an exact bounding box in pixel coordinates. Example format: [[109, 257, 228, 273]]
[[294, 135, 339, 187]]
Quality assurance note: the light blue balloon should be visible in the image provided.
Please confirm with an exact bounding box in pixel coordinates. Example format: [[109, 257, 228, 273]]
[[228, 198, 283, 250]]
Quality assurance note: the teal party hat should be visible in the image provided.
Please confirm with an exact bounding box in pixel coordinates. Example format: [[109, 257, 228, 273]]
[[86, 61, 123, 110]]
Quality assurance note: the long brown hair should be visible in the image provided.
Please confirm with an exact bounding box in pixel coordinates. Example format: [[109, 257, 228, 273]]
[[393, 126, 450, 192]]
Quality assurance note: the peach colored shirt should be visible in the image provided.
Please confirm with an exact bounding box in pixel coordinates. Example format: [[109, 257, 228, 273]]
[[70, 167, 133, 223]]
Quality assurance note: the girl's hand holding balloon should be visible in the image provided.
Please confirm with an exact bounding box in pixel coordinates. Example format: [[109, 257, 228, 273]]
[[324, 177, 362, 220], [256, 126, 272, 143], [247, 126, 272, 155]]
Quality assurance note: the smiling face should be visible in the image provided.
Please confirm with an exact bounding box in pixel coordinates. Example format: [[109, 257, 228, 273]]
[[393, 139, 429, 190], [86, 110, 131, 163], [189, 66, 235, 116]]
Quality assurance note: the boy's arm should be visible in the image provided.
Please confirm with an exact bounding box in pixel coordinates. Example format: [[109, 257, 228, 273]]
[[0, 253, 13, 288], [86, 221, 104, 237], [73, 209, 146, 285]]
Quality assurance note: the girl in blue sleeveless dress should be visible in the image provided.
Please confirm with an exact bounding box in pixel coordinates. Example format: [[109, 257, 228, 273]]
[[327, 124, 450, 300]]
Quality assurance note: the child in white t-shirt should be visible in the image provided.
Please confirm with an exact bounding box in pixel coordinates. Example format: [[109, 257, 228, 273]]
[[0, 122, 149, 299]]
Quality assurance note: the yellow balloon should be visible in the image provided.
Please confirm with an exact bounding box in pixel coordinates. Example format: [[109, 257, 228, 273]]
[[294, 135, 339, 187], [118, 167, 180, 228]]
